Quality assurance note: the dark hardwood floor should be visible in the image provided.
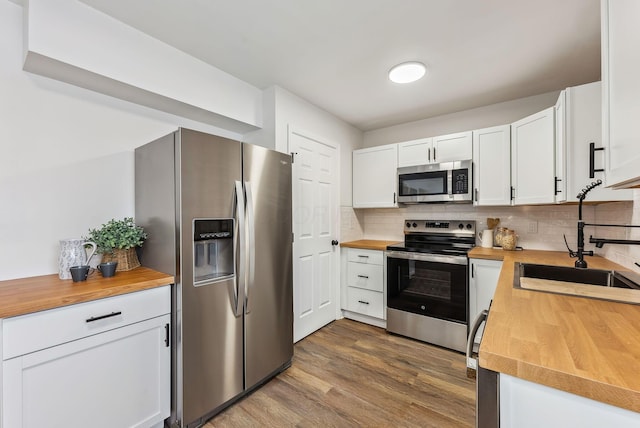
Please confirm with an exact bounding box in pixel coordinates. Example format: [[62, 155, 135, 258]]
[[205, 319, 476, 427]]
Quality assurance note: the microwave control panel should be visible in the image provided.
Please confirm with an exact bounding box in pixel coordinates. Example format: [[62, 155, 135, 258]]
[[452, 168, 469, 194]]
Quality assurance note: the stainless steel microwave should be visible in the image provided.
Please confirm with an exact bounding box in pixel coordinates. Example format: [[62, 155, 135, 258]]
[[397, 159, 472, 203]]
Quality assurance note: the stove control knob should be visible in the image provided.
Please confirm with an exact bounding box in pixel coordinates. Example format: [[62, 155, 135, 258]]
[[458, 223, 464, 229], [406, 222, 411, 228], [412, 222, 417, 228], [466, 223, 473, 230]]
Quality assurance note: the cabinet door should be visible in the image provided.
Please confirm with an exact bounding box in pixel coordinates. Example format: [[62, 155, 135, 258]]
[[554, 90, 567, 203], [472, 125, 511, 206], [3, 315, 171, 428], [352, 144, 398, 208], [433, 131, 473, 163], [398, 138, 432, 167], [469, 259, 502, 344], [602, 0, 640, 188], [511, 107, 556, 205], [565, 82, 633, 202]]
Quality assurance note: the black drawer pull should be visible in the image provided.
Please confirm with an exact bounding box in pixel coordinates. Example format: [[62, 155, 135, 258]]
[[357, 275, 369, 279], [357, 255, 369, 258], [165, 323, 170, 347], [86, 311, 122, 323], [357, 300, 370, 305]]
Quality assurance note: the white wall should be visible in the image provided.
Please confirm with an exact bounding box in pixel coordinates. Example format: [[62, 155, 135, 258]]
[[363, 91, 561, 147], [0, 2, 242, 280], [245, 86, 363, 207], [272, 87, 363, 207], [24, 0, 263, 133]]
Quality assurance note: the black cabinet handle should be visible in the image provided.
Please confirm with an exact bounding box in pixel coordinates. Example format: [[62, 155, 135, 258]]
[[165, 323, 170, 347], [554, 176, 562, 195], [357, 300, 370, 305], [86, 311, 122, 323], [357, 275, 369, 279], [589, 142, 605, 178], [357, 255, 369, 258], [433, 147, 436, 162], [393, 192, 396, 204], [510, 186, 515, 201], [331, 240, 339, 246]]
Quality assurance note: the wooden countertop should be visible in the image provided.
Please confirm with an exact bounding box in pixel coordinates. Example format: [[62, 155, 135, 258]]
[[471, 247, 640, 413], [340, 239, 401, 251], [0, 267, 174, 318]]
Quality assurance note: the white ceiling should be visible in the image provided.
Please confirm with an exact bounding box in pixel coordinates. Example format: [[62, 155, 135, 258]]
[[79, 0, 601, 131]]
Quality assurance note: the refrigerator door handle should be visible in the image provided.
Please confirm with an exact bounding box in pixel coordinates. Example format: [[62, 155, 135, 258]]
[[244, 181, 256, 314], [234, 180, 246, 317]]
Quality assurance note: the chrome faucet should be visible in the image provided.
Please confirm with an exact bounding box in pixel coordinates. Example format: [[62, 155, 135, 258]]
[[566, 180, 640, 268]]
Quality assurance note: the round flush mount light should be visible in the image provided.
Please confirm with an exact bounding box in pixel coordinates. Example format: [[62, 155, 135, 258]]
[[388, 61, 427, 84]]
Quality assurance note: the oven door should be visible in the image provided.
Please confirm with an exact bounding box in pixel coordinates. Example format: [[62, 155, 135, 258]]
[[386, 251, 468, 324]]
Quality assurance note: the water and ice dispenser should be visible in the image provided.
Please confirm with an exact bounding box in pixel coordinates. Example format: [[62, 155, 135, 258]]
[[193, 219, 234, 285]]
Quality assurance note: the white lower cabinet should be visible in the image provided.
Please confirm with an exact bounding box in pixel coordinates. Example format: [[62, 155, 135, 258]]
[[500, 374, 640, 428], [468, 258, 502, 344], [2, 286, 171, 428], [341, 248, 386, 327]]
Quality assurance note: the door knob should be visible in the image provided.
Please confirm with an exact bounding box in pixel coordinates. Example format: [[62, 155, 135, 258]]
[[331, 240, 339, 246]]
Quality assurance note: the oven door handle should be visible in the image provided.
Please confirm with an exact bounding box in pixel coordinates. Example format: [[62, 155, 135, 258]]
[[466, 309, 488, 369], [385, 250, 468, 265]]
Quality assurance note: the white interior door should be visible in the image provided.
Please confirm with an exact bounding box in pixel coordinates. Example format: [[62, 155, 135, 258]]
[[289, 127, 339, 342]]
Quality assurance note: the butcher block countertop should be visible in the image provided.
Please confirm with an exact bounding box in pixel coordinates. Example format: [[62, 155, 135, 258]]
[[468, 247, 640, 413], [0, 267, 174, 318], [340, 239, 401, 251]]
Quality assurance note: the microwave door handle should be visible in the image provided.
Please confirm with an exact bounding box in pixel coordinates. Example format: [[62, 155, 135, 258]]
[[466, 309, 488, 369]]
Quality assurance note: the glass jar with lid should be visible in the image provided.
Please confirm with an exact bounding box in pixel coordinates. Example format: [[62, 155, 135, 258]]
[[502, 229, 518, 250], [494, 227, 506, 247]]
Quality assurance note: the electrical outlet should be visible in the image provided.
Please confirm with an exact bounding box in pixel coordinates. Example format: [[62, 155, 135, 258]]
[[528, 221, 538, 233]]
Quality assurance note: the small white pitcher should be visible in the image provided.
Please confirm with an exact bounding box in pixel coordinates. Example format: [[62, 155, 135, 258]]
[[59, 238, 97, 279], [478, 229, 494, 248]]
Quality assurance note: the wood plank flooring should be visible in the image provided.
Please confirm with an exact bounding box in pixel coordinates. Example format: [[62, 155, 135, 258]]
[[205, 319, 476, 427]]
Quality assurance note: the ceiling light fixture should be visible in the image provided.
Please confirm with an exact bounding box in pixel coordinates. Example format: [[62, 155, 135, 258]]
[[388, 61, 427, 84]]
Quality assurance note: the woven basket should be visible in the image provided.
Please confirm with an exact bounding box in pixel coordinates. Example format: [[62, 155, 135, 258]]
[[101, 247, 140, 271]]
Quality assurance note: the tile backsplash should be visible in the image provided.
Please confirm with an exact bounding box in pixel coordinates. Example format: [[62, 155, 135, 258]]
[[341, 192, 640, 272]]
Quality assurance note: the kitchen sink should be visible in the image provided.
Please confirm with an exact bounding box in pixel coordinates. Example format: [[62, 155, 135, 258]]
[[513, 262, 640, 304]]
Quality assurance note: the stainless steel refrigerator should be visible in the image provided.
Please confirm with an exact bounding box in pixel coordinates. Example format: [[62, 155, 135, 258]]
[[134, 128, 293, 428]]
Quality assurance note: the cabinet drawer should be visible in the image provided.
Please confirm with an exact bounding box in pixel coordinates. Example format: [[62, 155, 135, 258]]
[[346, 248, 384, 265], [346, 287, 384, 319], [3, 285, 171, 360], [347, 262, 383, 292]]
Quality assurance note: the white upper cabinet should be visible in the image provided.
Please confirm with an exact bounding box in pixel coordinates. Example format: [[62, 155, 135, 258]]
[[432, 131, 473, 163], [511, 107, 556, 205], [352, 144, 398, 208], [397, 132, 472, 168], [561, 81, 633, 202], [602, 0, 640, 189], [472, 125, 511, 206], [554, 90, 568, 203], [397, 138, 433, 167]]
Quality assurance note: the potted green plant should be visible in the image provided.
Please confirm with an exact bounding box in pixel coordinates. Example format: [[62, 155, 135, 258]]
[[85, 217, 148, 271]]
